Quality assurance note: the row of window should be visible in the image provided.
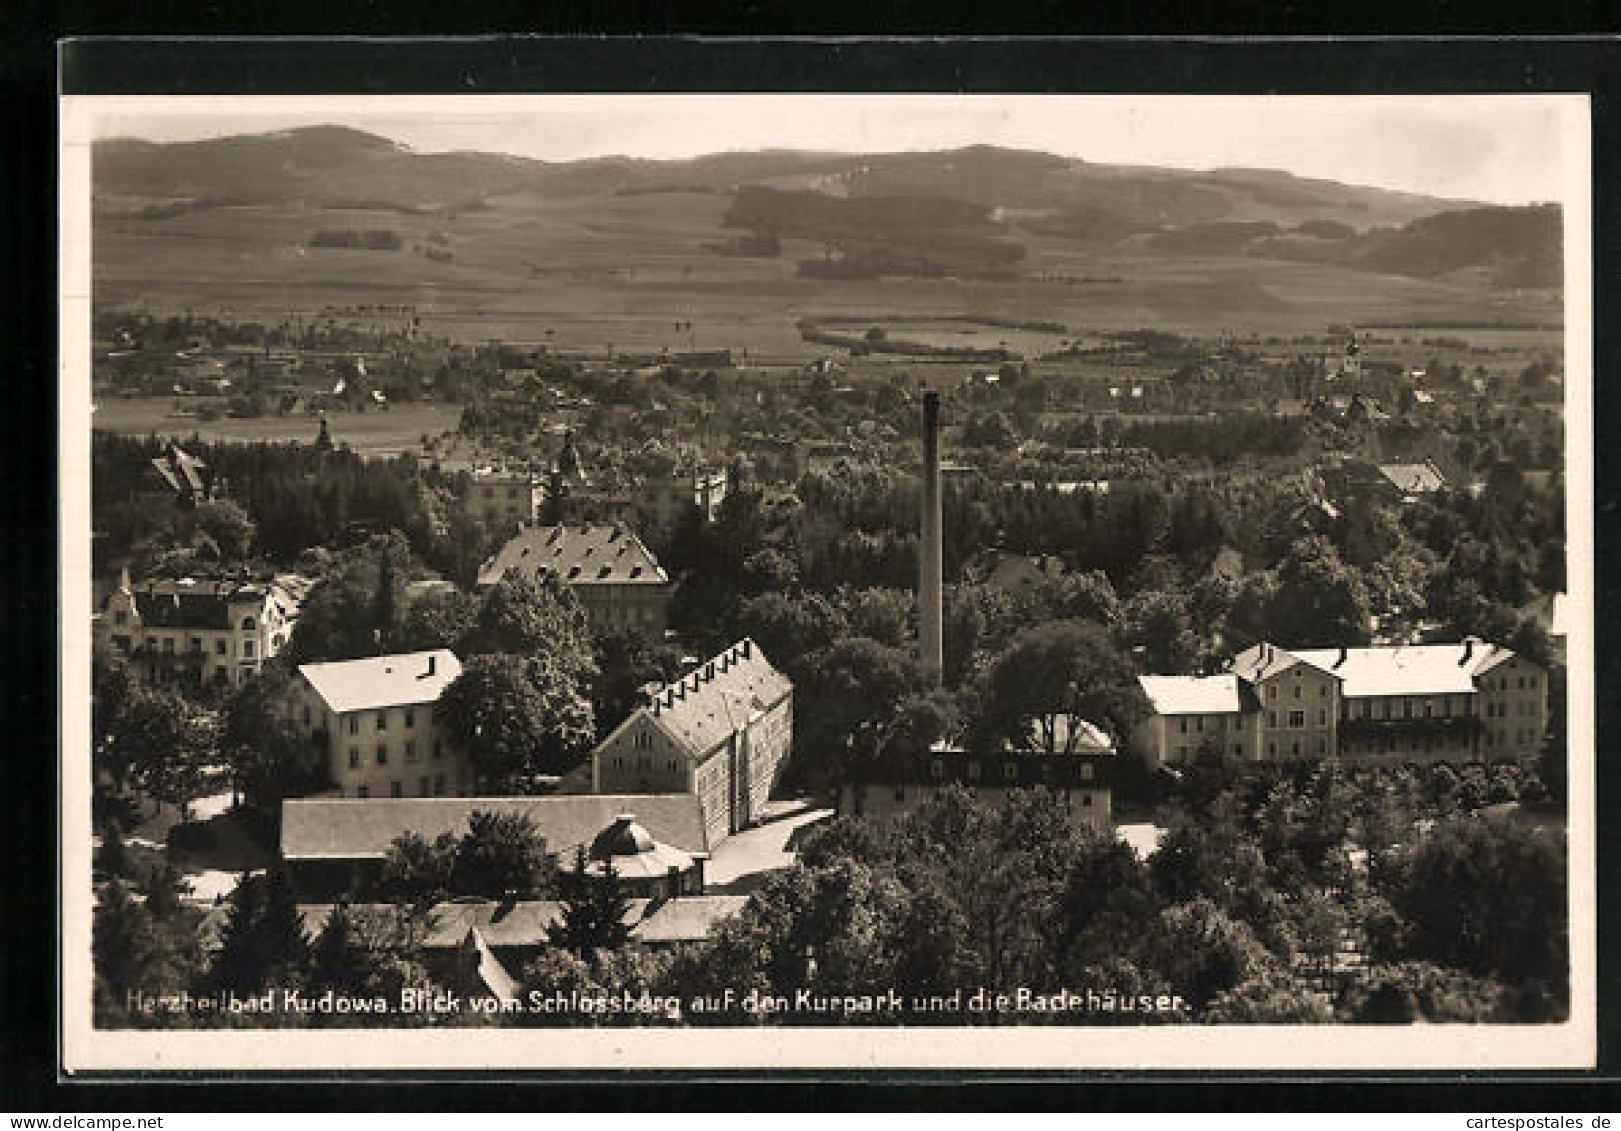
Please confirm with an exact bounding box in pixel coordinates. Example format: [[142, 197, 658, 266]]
[[113, 610, 261, 632], [345, 708, 418, 735], [1485, 700, 1541, 718], [125, 633, 258, 659], [346, 738, 441, 769], [609, 754, 680, 773], [350, 774, 450, 798], [932, 759, 1098, 783], [1265, 680, 1328, 701], [1266, 709, 1327, 730]]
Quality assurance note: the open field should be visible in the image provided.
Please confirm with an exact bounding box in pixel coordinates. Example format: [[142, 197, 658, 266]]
[[93, 188, 1563, 363], [92, 398, 463, 455]]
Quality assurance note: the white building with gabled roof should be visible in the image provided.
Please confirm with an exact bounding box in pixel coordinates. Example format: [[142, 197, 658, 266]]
[[589, 638, 793, 847], [289, 649, 471, 800], [1133, 638, 1547, 767]]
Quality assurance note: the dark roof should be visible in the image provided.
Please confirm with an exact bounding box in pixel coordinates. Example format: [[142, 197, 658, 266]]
[[281, 794, 711, 862], [478, 524, 668, 588], [128, 577, 273, 630]]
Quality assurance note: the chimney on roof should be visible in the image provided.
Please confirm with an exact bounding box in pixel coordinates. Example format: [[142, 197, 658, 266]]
[[740, 639, 751, 659], [1461, 637, 1475, 665], [426, 654, 437, 678], [1335, 646, 1347, 668]]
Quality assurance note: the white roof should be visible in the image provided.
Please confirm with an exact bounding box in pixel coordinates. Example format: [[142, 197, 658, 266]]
[[605, 639, 792, 763], [298, 649, 462, 715], [1290, 643, 1511, 698], [1138, 674, 1243, 716]]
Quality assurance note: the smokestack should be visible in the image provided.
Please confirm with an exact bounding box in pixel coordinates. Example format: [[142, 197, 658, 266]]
[[920, 389, 944, 684]]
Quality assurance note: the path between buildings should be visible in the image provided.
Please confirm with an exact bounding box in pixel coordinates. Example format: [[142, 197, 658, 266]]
[[705, 804, 835, 893]]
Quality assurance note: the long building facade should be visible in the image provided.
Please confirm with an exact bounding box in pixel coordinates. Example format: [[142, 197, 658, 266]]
[[1134, 638, 1547, 768], [590, 638, 793, 848]]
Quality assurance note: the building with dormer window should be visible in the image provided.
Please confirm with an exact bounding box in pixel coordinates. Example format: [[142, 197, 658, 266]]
[[590, 638, 793, 847], [477, 523, 672, 637]]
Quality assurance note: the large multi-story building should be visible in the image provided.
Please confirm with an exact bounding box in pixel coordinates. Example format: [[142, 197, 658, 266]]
[[289, 649, 471, 800], [99, 569, 310, 688], [462, 468, 543, 529], [1134, 638, 1547, 767], [590, 638, 793, 848], [477, 523, 672, 637]]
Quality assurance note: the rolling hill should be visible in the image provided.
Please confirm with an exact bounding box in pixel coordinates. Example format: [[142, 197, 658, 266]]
[[89, 125, 1564, 343]]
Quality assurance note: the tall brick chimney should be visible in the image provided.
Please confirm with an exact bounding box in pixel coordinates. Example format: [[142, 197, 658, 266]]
[[919, 389, 943, 684]]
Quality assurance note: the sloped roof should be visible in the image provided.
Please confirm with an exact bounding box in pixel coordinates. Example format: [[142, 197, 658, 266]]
[[298, 649, 462, 715], [1230, 643, 1312, 684], [633, 895, 749, 944], [1139, 674, 1244, 716], [1291, 641, 1518, 697], [478, 524, 668, 588], [281, 793, 711, 861], [149, 444, 209, 496], [633, 639, 792, 762], [124, 573, 311, 632], [1378, 461, 1446, 494]]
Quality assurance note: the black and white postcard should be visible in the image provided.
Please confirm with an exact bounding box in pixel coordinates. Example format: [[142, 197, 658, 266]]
[[58, 84, 1596, 1072]]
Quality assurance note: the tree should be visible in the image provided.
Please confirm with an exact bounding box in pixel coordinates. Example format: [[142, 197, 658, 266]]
[[796, 637, 926, 778], [212, 869, 310, 993], [93, 644, 140, 788], [1054, 836, 1157, 976], [592, 629, 682, 731], [220, 662, 329, 808], [376, 830, 458, 908], [549, 848, 633, 956], [436, 654, 592, 790], [308, 904, 371, 995], [463, 572, 594, 685], [389, 585, 479, 654], [287, 535, 418, 663], [96, 821, 132, 880], [449, 810, 554, 899], [114, 686, 217, 818], [973, 619, 1150, 754], [1346, 962, 1511, 1023], [93, 881, 199, 1023], [194, 499, 256, 561], [142, 862, 193, 920], [1266, 536, 1372, 647], [1394, 815, 1567, 993], [1135, 898, 1275, 1007], [1122, 590, 1200, 674], [1203, 970, 1333, 1024], [733, 591, 848, 683]]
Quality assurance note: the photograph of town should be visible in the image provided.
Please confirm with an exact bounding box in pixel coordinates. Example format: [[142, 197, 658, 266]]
[[62, 91, 1591, 1068]]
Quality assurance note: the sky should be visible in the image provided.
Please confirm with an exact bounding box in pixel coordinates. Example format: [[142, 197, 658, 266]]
[[78, 93, 1587, 206]]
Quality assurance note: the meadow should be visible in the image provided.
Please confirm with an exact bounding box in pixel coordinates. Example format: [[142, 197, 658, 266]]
[[91, 399, 463, 456], [92, 189, 1564, 366]]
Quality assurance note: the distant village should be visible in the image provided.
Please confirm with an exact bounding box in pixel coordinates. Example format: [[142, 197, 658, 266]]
[[89, 306, 1568, 1028]]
